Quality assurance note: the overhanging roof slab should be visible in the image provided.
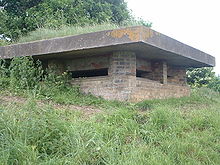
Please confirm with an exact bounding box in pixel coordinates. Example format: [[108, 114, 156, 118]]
[[0, 26, 215, 68]]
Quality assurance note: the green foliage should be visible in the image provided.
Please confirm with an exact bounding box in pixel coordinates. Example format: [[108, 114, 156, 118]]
[[0, 0, 43, 16], [0, 59, 9, 88], [187, 67, 220, 92], [0, 0, 131, 40], [187, 67, 215, 87], [0, 10, 8, 36], [0, 39, 9, 46], [207, 76, 220, 92], [15, 21, 151, 44], [0, 57, 73, 91], [9, 57, 44, 90], [0, 88, 220, 164], [0, 57, 220, 164], [0, 56, 114, 107], [128, 17, 152, 27], [0, 59, 8, 77], [17, 23, 119, 44]]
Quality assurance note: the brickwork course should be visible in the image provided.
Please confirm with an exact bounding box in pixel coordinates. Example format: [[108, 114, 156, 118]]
[[0, 26, 215, 101]]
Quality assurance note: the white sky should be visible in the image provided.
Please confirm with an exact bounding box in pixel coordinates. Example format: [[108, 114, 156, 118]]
[[126, 0, 220, 75]]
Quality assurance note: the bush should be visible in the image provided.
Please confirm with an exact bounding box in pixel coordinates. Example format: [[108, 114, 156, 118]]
[[9, 57, 44, 90], [208, 76, 220, 92], [0, 56, 70, 91], [0, 59, 8, 77], [0, 59, 9, 89], [0, 39, 9, 46], [0, 56, 82, 102], [187, 67, 220, 92]]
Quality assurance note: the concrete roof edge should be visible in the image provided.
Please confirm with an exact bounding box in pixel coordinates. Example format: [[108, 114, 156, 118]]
[[139, 26, 215, 67], [0, 25, 144, 48], [0, 25, 216, 67]]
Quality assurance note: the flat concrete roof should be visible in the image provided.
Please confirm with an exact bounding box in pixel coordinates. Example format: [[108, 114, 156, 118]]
[[0, 26, 215, 68]]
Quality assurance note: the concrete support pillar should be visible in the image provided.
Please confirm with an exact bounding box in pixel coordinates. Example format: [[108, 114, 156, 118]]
[[163, 61, 168, 84], [152, 61, 167, 84], [167, 66, 187, 85], [48, 59, 66, 75], [108, 51, 136, 76], [108, 51, 136, 101]]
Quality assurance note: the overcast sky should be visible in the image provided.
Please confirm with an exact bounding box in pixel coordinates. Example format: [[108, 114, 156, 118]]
[[126, 0, 220, 75]]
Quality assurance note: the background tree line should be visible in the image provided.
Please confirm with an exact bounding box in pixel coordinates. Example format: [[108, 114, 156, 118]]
[[0, 0, 131, 40], [0, 0, 219, 92], [187, 67, 220, 92]]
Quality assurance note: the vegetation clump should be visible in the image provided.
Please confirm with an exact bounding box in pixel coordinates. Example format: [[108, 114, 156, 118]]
[[0, 0, 130, 40], [0, 56, 220, 165], [187, 67, 220, 92], [0, 0, 151, 45], [15, 21, 151, 44], [0, 57, 112, 106], [1, 1, 219, 163]]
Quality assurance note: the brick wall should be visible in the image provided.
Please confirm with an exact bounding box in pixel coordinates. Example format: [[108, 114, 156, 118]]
[[71, 76, 136, 101], [151, 61, 168, 84], [130, 78, 190, 102], [71, 76, 190, 102], [71, 76, 116, 100], [167, 66, 187, 85], [108, 51, 136, 76], [66, 55, 109, 71], [48, 52, 190, 102], [108, 51, 136, 100]]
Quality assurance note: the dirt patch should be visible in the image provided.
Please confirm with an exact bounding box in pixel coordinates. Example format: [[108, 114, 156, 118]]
[[0, 95, 102, 118], [0, 95, 26, 104]]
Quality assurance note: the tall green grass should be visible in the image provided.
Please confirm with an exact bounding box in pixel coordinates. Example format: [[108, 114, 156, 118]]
[[1, 57, 220, 164], [0, 57, 132, 109], [14, 21, 150, 44], [16, 23, 118, 44], [0, 88, 220, 164]]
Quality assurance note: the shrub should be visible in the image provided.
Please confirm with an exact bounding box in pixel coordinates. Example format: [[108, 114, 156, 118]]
[[0, 56, 80, 102], [208, 76, 220, 92], [0, 59, 8, 77], [9, 57, 44, 90], [187, 67, 220, 92], [0, 59, 10, 89]]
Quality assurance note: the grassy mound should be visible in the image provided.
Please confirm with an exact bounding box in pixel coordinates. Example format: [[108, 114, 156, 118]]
[[0, 56, 220, 164], [0, 21, 151, 45], [0, 88, 220, 165]]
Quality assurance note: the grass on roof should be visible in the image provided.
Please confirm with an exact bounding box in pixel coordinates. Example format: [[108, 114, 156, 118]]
[[15, 21, 149, 44]]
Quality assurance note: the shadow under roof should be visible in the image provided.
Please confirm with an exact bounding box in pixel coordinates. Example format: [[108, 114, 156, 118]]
[[0, 26, 215, 68]]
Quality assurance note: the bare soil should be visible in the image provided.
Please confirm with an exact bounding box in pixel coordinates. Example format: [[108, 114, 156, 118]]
[[0, 95, 103, 118]]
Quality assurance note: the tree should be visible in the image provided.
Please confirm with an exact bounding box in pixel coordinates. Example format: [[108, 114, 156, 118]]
[[0, 0, 131, 40], [207, 76, 220, 92], [0, 0, 43, 15], [187, 67, 220, 92]]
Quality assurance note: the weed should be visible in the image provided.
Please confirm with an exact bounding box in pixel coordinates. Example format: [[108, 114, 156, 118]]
[[0, 89, 220, 164], [0, 21, 152, 45], [0, 57, 220, 164]]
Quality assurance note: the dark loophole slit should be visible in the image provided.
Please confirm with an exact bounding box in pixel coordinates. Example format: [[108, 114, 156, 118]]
[[71, 68, 108, 78]]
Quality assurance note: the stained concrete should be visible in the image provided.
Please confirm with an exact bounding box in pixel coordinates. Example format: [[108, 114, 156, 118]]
[[0, 26, 215, 68]]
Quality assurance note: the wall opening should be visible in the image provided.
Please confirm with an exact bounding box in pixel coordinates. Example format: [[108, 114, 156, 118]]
[[136, 70, 152, 78], [71, 68, 108, 78]]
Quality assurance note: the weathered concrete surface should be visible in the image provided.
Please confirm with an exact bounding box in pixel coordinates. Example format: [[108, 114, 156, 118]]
[[71, 76, 190, 102], [0, 26, 215, 67], [68, 52, 190, 102]]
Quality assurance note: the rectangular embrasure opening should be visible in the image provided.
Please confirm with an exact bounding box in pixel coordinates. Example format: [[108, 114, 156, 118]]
[[71, 68, 108, 78], [136, 70, 152, 78]]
